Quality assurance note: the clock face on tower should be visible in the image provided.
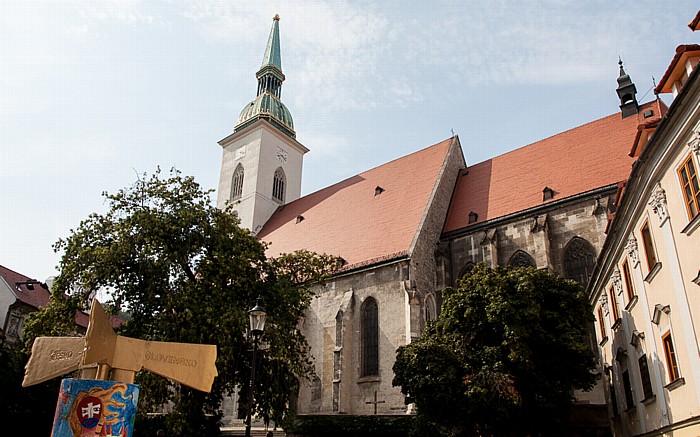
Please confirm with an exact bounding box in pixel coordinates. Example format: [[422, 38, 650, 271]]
[[276, 147, 288, 162]]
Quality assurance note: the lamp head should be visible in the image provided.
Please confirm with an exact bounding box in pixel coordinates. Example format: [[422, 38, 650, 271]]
[[248, 297, 267, 337]]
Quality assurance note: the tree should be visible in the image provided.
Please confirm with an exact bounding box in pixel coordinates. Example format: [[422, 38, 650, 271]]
[[393, 264, 598, 437], [23, 168, 341, 436]]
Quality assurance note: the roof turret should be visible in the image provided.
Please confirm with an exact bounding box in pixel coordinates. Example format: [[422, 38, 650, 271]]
[[616, 58, 639, 118]]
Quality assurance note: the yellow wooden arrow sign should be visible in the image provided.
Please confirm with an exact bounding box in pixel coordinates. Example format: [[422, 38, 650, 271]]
[[23, 298, 218, 393]]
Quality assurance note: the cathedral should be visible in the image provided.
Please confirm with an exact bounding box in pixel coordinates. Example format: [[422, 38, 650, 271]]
[[216, 13, 700, 436]]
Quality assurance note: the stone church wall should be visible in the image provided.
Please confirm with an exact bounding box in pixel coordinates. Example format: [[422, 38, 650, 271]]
[[447, 189, 616, 282], [408, 138, 465, 332], [297, 260, 412, 415]]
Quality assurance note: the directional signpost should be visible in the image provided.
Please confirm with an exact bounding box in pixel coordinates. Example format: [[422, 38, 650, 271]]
[[23, 298, 218, 436]]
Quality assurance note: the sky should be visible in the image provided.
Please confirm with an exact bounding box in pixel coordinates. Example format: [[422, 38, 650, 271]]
[[1, 0, 697, 282]]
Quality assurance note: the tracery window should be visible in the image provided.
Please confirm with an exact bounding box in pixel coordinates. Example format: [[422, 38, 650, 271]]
[[508, 250, 536, 268], [230, 164, 244, 201], [361, 297, 379, 377], [459, 262, 475, 279], [272, 167, 286, 203], [563, 237, 596, 287]]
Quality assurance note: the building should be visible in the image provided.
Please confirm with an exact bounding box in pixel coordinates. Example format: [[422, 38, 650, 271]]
[[0, 264, 54, 345], [587, 17, 700, 437], [215, 14, 689, 431]]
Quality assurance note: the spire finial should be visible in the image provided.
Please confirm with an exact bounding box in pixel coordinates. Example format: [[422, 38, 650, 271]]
[[273, 14, 280, 21]]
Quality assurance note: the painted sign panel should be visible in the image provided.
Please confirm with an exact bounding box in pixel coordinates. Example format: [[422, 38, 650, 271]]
[[51, 379, 140, 437]]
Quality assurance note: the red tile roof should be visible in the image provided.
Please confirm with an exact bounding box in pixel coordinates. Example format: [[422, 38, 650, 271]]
[[0, 264, 121, 329], [689, 10, 700, 31], [656, 44, 700, 94], [258, 137, 456, 268], [0, 264, 50, 310], [443, 102, 660, 234]]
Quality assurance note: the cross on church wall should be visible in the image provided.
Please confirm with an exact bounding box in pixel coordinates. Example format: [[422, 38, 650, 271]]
[[365, 391, 385, 415]]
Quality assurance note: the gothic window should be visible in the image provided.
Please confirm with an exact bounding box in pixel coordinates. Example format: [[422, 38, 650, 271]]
[[425, 294, 437, 322], [640, 220, 657, 271], [361, 297, 379, 377], [272, 167, 286, 203], [563, 237, 596, 287], [662, 332, 680, 382], [678, 154, 700, 219], [508, 250, 536, 268], [459, 262, 475, 279], [230, 164, 244, 201]]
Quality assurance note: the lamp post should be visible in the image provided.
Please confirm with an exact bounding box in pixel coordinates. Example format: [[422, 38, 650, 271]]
[[245, 297, 267, 437]]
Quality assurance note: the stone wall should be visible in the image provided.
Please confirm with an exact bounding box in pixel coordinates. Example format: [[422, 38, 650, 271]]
[[296, 260, 412, 415]]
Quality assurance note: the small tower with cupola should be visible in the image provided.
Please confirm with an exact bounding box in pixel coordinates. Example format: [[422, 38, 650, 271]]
[[216, 15, 308, 234]]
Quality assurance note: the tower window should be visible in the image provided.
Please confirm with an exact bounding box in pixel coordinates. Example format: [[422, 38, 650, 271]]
[[563, 237, 596, 287], [361, 297, 379, 377], [231, 164, 244, 201], [543, 187, 555, 201], [468, 211, 478, 224], [272, 167, 286, 203]]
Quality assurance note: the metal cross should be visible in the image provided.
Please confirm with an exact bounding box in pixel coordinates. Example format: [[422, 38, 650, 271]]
[[365, 391, 385, 415]]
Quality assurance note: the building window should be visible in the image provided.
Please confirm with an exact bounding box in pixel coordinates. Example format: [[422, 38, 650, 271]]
[[678, 154, 700, 219], [231, 164, 244, 201], [662, 332, 680, 382], [608, 286, 620, 325], [638, 354, 654, 400], [6, 314, 21, 337], [425, 294, 437, 322], [508, 250, 536, 268], [622, 369, 634, 410], [272, 167, 286, 203], [361, 298, 379, 377], [640, 220, 658, 271], [468, 211, 478, 224], [459, 262, 475, 279], [597, 306, 607, 343], [563, 237, 596, 287], [622, 260, 635, 302]]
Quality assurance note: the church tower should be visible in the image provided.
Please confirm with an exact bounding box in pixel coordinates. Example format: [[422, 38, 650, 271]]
[[216, 15, 308, 234]]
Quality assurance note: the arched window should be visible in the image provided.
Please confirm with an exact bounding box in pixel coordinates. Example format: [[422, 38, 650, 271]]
[[563, 236, 596, 287], [272, 167, 286, 203], [230, 164, 244, 201], [458, 262, 476, 280], [425, 294, 437, 323], [508, 250, 536, 268], [361, 297, 379, 377]]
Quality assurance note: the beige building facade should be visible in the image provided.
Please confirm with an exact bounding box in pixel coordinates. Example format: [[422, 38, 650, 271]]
[[588, 28, 700, 436]]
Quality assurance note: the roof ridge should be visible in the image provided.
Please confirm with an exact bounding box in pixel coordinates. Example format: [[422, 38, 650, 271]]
[[283, 136, 455, 206], [469, 101, 658, 166], [0, 264, 34, 281]]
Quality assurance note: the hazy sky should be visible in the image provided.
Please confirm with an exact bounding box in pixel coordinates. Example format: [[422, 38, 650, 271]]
[[1, 0, 697, 282]]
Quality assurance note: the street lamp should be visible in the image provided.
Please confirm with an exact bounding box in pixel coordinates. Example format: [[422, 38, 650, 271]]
[[245, 297, 266, 437]]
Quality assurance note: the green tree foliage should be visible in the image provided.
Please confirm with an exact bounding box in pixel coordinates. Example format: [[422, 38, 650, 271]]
[[393, 264, 598, 437], [23, 169, 341, 436]]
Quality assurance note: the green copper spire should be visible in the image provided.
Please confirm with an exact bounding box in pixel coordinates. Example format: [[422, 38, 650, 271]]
[[260, 14, 282, 72], [235, 14, 295, 138]]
